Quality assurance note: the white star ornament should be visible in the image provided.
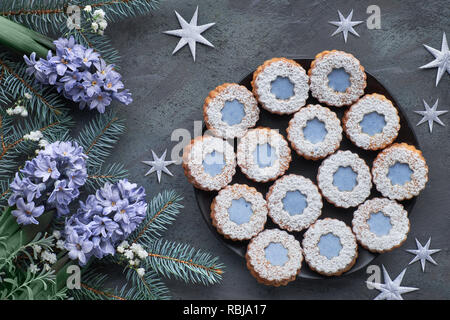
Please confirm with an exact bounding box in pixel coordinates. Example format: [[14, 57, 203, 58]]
[[414, 99, 448, 133], [163, 6, 215, 61], [420, 32, 450, 86], [406, 237, 441, 272], [329, 10, 364, 43], [366, 265, 418, 300], [142, 149, 176, 183]]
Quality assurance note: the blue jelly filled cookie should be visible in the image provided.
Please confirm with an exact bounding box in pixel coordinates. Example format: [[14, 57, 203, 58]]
[[211, 184, 268, 241], [237, 127, 292, 183], [266, 174, 323, 232], [246, 229, 303, 286], [352, 198, 410, 253], [317, 150, 372, 208], [252, 58, 309, 114], [182, 135, 236, 191], [287, 104, 342, 160], [302, 218, 358, 276], [343, 93, 400, 150], [309, 50, 366, 107], [204, 83, 259, 139], [372, 143, 428, 201]]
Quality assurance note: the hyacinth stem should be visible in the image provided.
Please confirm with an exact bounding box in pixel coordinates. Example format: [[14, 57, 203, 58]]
[[0, 207, 19, 237], [0, 16, 54, 58], [0, 209, 54, 263]]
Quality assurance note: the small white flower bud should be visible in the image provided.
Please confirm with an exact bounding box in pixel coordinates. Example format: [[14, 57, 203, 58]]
[[93, 9, 105, 19], [136, 268, 145, 277], [98, 19, 108, 30]]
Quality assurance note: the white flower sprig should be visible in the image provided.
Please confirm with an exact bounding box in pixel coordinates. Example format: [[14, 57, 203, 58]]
[[84, 6, 108, 35], [6, 93, 32, 117], [28, 233, 64, 274], [117, 241, 147, 276], [23, 130, 43, 142], [22, 130, 49, 154]]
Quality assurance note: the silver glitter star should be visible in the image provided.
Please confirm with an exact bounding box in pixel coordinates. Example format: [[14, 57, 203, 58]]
[[142, 150, 176, 183], [366, 265, 418, 300], [329, 10, 364, 43], [163, 6, 215, 61], [420, 32, 450, 86], [406, 237, 441, 272], [414, 99, 448, 133]]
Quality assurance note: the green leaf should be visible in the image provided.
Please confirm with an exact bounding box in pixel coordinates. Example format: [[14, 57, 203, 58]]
[[0, 16, 53, 57]]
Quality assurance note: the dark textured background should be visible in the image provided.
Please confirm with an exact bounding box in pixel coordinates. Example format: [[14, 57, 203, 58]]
[[103, 0, 449, 299]]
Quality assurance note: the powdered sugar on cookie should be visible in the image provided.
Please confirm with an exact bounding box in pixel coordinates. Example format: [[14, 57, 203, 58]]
[[247, 229, 303, 284], [302, 219, 357, 276]]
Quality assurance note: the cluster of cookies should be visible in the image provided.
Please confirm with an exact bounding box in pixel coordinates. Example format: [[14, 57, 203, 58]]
[[182, 50, 429, 286]]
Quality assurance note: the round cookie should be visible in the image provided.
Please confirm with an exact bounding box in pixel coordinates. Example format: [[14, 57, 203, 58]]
[[204, 83, 259, 139], [246, 229, 303, 286], [182, 135, 236, 191], [287, 104, 342, 160], [317, 150, 372, 208], [352, 198, 410, 253], [237, 127, 292, 183], [309, 50, 366, 107], [266, 174, 322, 232], [343, 93, 400, 150], [251, 57, 309, 114], [372, 143, 428, 201], [211, 184, 268, 241], [302, 218, 358, 276]]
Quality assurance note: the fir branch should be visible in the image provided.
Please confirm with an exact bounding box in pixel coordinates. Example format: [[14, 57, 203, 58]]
[[1, 0, 161, 36], [124, 267, 170, 300], [0, 180, 11, 209], [130, 191, 183, 244], [85, 162, 128, 191], [70, 271, 126, 300], [75, 110, 125, 170], [79, 282, 126, 300], [0, 53, 67, 120], [69, 266, 169, 300], [144, 239, 225, 286], [0, 0, 68, 35]]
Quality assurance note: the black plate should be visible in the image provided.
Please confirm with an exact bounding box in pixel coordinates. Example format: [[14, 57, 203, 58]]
[[194, 59, 419, 279]]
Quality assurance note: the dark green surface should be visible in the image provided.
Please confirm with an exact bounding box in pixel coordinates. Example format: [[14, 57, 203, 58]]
[[102, 0, 449, 299]]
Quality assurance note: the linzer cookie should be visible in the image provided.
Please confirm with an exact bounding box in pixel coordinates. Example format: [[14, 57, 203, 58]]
[[309, 50, 366, 107], [203, 83, 259, 139], [372, 143, 428, 201], [352, 198, 410, 253], [251, 58, 309, 114], [182, 135, 236, 191], [237, 127, 291, 183], [302, 218, 358, 276], [211, 184, 268, 241], [246, 229, 303, 286], [287, 104, 342, 160], [266, 174, 322, 232], [343, 93, 400, 150], [317, 150, 372, 208]]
